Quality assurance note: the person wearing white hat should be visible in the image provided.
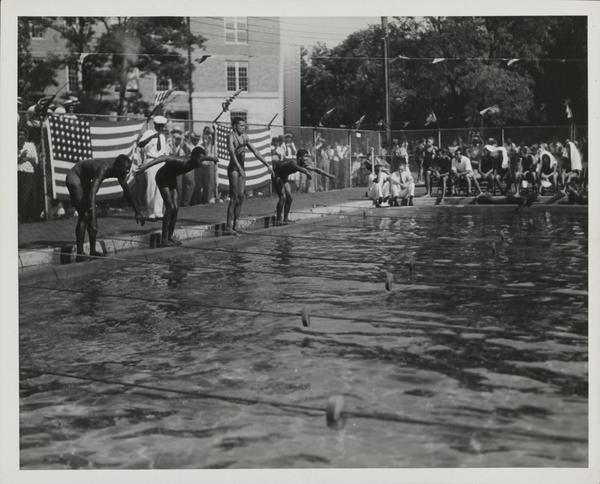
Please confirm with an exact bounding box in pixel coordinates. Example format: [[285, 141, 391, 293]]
[[138, 115, 169, 220]]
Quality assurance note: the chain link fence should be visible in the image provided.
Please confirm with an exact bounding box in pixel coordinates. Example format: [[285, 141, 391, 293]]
[[17, 110, 587, 222]]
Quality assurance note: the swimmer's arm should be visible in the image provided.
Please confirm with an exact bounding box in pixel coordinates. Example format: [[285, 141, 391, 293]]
[[135, 155, 177, 175], [306, 165, 335, 179], [138, 131, 159, 148], [199, 155, 219, 164], [247, 142, 274, 175], [118, 177, 145, 224]]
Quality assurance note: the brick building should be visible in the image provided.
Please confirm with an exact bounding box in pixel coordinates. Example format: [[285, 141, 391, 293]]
[[26, 17, 301, 132]]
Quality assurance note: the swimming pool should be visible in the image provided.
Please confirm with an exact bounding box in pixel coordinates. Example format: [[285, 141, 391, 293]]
[[19, 205, 588, 468]]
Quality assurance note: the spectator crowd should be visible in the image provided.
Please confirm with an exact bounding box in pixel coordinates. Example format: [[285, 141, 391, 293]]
[[17, 95, 588, 225]]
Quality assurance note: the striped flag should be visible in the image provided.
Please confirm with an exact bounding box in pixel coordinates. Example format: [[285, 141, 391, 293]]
[[45, 115, 145, 200], [214, 123, 272, 190], [153, 88, 174, 107]]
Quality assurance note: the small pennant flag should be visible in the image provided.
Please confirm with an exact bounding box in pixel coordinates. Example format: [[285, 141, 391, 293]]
[[354, 114, 366, 130], [507, 58, 520, 67], [153, 88, 174, 107], [318, 107, 336, 126], [424, 110, 437, 126], [432, 58, 445, 64], [565, 101, 573, 119], [479, 105, 500, 116]]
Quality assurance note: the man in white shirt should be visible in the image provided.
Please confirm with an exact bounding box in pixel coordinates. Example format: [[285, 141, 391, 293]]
[[368, 163, 390, 207], [17, 130, 38, 223], [138, 115, 169, 220], [389, 159, 415, 206], [452, 148, 482, 196]]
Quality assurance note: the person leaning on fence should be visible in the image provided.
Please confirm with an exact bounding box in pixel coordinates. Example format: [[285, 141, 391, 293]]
[[138, 115, 169, 220], [65, 155, 145, 261], [226, 117, 274, 234], [136, 147, 218, 246], [17, 129, 39, 223]]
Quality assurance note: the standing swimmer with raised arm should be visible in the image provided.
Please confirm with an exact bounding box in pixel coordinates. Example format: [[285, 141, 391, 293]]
[[226, 117, 274, 234]]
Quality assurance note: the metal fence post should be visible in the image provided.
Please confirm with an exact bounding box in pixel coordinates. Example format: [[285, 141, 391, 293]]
[[348, 130, 352, 188], [39, 120, 51, 221]]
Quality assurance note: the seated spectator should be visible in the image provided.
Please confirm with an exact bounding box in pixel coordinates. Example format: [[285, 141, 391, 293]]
[[422, 137, 438, 197], [389, 159, 415, 206], [368, 164, 390, 207], [514, 146, 538, 196], [424, 149, 452, 201], [451, 148, 482, 196], [537, 143, 559, 194]]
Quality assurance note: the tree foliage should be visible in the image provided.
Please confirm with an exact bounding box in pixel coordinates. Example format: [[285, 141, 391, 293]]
[[301, 16, 587, 129], [18, 17, 206, 115], [18, 18, 62, 107]]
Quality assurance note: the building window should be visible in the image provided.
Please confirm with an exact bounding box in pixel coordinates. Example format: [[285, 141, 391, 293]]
[[224, 17, 247, 44], [230, 110, 247, 123], [67, 61, 79, 92], [226, 61, 248, 92], [30, 21, 45, 39], [156, 76, 172, 91]]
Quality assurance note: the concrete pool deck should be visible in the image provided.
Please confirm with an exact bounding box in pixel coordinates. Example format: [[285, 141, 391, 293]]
[[17, 186, 585, 273]]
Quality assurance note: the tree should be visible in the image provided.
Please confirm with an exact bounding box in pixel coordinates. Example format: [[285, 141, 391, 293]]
[[300, 16, 587, 129], [90, 17, 206, 115], [18, 17, 62, 107]]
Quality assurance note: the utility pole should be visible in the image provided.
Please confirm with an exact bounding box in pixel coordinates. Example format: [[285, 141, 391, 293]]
[[187, 16, 194, 125], [382, 16, 391, 149]]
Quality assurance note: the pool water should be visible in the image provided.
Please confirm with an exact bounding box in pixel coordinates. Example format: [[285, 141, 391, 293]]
[[19, 206, 588, 468]]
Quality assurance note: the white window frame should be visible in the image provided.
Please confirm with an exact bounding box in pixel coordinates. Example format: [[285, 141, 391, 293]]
[[29, 21, 45, 39], [224, 17, 248, 44], [66, 61, 79, 92], [230, 110, 247, 123], [155, 76, 173, 92], [226, 61, 248, 92]]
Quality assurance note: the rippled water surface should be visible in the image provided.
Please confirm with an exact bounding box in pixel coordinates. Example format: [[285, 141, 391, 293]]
[[19, 206, 588, 468]]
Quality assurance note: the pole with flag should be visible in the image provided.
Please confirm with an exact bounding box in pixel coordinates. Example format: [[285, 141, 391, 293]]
[[213, 89, 243, 124], [318, 107, 336, 127], [565, 100, 574, 139]]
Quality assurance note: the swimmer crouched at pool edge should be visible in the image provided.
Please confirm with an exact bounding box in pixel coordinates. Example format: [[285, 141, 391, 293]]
[[65, 154, 145, 262], [272, 149, 335, 225]]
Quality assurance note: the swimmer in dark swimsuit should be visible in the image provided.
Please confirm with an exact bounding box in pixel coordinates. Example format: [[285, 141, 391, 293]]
[[65, 154, 145, 261], [136, 147, 218, 246], [227, 117, 274, 234], [273, 149, 335, 224]]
